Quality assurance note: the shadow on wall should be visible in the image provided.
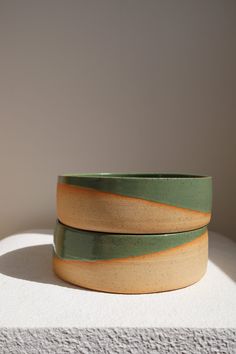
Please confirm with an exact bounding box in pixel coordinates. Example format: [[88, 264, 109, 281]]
[[0, 231, 235, 290]]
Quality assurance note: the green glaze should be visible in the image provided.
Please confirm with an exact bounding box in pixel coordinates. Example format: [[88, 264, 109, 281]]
[[58, 173, 212, 212], [54, 220, 207, 261]]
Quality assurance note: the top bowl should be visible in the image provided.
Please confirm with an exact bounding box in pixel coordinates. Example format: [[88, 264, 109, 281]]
[[57, 173, 212, 234]]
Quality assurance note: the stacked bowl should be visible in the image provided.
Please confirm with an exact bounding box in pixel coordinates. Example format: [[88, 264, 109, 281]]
[[53, 173, 212, 294]]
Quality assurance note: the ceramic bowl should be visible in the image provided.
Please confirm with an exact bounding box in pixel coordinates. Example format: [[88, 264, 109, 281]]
[[57, 173, 212, 234], [53, 220, 208, 294]]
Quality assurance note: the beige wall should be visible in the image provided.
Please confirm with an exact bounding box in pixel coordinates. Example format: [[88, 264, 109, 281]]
[[0, 0, 235, 239]]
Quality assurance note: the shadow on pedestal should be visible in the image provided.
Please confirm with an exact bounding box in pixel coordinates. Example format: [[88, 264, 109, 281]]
[[0, 243, 86, 290]]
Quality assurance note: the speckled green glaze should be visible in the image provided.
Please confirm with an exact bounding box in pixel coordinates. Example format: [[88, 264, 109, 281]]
[[58, 173, 212, 212], [54, 220, 207, 261]]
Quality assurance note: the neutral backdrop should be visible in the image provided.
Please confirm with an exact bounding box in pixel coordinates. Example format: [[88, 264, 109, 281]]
[[0, 0, 235, 240]]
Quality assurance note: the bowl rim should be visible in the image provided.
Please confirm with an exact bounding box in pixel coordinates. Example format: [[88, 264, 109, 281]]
[[58, 172, 212, 180]]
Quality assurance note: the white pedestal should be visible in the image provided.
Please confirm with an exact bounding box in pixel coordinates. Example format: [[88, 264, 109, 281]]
[[0, 230, 235, 353]]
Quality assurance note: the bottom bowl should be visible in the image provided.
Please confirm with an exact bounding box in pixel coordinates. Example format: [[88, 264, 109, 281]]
[[53, 221, 208, 294]]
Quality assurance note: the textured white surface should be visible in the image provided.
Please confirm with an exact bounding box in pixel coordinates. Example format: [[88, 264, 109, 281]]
[[0, 328, 235, 354], [0, 230, 235, 328]]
